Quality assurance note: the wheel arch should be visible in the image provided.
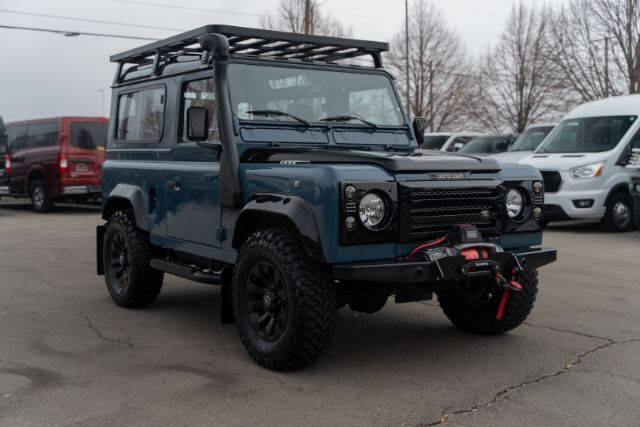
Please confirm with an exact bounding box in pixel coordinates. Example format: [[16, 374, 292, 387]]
[[102, 184, 149, 231], [232, 193, 325, 262], [26, 167, 46, 194], [604, 182, 632, 207]]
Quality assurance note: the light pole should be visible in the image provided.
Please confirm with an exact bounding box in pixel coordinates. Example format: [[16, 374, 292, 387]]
[[405, 0, 410, 119], [98, 89, 106, 117]]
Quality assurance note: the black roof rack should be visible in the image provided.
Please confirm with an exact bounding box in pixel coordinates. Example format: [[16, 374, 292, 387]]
[[110, 25, 388, 82]]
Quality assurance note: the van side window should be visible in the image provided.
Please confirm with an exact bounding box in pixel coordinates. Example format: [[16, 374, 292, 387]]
[[27, 123, 59, 148], [116, 87, 165, 141], [71, 122, 107, 150], [6, 125, 28, 150], [181, 78, 219, 142]]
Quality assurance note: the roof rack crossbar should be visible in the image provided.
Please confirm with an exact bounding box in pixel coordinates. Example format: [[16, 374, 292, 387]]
[[111, 25, 388, 83]]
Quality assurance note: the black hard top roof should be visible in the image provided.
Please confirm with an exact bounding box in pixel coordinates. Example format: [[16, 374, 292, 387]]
[[110, 25, 388, 67]]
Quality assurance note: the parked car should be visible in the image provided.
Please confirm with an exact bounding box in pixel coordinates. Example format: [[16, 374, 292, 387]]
[[440, 132, 484, 152], [492, 123, 555, 163], [0, 117, 107, 212], [523, 95, 640, 231], [458, 134, 517, 155], [97, 25, 556, 371], [420, 132, 451, 150]]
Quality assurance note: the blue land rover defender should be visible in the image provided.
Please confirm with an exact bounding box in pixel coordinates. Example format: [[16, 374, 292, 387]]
[[97, 26, 557, 370]]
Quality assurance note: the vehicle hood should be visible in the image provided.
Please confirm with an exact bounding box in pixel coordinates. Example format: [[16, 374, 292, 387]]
[[491, 151, 533, 164], [241, 147, 500, 172], [521, 152, 609, 171]]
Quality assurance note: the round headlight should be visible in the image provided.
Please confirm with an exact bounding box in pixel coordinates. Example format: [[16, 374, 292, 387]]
[[358, 193, 386, 229], [506, 188, 524, 218]]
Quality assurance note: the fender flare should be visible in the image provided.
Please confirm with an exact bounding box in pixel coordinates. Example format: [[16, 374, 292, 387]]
[[102, 184, 149, 231], [233, 193, 325, 262]]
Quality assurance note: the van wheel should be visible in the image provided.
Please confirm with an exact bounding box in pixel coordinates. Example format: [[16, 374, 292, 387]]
[[233, 229, 337, 371], [103, 210, 163, 308], [437, 270, 538, 335], [601, 192, 633, 231], [30, 180, 53, 213]]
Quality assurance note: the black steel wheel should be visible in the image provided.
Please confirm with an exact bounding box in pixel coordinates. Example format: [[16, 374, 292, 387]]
[[103, 210, 163, 308], [245, 261, 289, 341], [233, 228, 337, 371], [29, 180, 53, 213]]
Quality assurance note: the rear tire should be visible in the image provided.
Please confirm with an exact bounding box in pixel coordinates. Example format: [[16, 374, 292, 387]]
[[233, 228, 337, 371], [30, 180, 53, 213], [437, 270, 538, 335], [102, 210, 163, 308], [601, 192, 633, 232]]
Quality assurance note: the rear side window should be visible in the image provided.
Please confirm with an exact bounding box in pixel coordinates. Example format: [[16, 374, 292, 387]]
[[71, 122, 107, 150], [116, 87, 165, 141], [27, 123, 59, 148], [7, 125, 28, 150]]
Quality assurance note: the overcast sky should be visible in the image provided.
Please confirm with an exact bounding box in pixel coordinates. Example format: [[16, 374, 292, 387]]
[[0, 0, 566, 122]]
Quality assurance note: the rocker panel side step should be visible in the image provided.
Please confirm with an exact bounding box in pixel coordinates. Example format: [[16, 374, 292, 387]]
[[150, 258, 221, 285]]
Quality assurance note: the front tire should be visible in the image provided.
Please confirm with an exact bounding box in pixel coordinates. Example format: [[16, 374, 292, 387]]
[[437, 270, 538, 335], [233, 229, 337, 371], [103, 210, 163, 308], [601, 192, 633, 231], [30, 180, 53, 213]]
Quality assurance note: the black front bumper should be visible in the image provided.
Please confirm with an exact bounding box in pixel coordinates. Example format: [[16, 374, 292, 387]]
[[332, 247, 557, 284]]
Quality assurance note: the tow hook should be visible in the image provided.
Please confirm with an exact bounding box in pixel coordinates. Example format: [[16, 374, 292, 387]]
[[495, 271, 523, 320]]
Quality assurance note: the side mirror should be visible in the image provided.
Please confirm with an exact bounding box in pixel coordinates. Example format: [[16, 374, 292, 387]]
[[413, 117, 426, 146], [187, 106, 209, 141]]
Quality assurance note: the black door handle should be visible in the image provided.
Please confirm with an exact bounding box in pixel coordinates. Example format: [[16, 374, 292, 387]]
[[167, 176, 181, 191]]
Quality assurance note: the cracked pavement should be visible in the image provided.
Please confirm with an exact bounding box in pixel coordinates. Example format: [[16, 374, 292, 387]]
[[1, 200, 639, 425]]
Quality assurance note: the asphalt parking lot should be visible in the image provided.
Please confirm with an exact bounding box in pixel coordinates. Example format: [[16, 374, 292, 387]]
[[1, 200, 639, 425]]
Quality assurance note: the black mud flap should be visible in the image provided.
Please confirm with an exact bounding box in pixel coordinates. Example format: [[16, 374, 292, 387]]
[[96, 225, 105, 276]]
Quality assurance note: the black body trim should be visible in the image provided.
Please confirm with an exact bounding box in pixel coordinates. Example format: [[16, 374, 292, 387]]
[[233, 193, 324, 261], [103, 184, 149, 231]]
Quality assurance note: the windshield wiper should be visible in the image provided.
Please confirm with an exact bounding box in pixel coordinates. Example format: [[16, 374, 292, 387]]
[[320, 115, 378, 130], [246, 109, 310, 126]]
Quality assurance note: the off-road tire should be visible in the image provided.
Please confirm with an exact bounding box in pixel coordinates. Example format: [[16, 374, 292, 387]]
[[601, 192, 633, 232], [233, 228, 337, 371], [103, 210, 163, 308], [29, 180, 53, 213], [437, 270, 538, 335]]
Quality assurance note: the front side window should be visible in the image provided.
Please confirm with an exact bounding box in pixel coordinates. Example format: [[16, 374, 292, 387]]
[[182, 78, 219, 142], [538, 116, 636, 153], [71, 122, 107, 150], [228, 63, 404, 127], [116, 87, 165, 141]]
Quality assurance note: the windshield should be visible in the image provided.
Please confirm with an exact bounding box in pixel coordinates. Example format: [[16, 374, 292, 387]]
[[538, 116, 636, 153], [421, 135, 450, 150], [228, 63, 405, 127], [510, 126, 554, 151], [459, 136, 512, 154]]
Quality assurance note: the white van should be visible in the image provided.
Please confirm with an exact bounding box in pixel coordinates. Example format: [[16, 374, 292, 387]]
[[522, 95, 640, 231]]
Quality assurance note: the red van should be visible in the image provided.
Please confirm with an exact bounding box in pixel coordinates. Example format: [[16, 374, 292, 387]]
[[0, 117, 107, 212]]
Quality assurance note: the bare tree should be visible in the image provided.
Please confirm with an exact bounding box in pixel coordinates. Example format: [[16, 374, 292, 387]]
[[587, 0, 640, 94], [470, 3, 566, 133], [260, 0, 351, 37], [388, 0, 474, 131]]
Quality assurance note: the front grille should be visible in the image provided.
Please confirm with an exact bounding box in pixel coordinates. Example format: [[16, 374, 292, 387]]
[[399, 183, 502, 241], [540, 171, 562, 193], [630, 148, 640, 168]]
